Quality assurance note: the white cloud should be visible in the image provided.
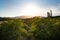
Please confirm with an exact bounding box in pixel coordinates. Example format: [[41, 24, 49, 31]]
[[1, 2, 60, 17]]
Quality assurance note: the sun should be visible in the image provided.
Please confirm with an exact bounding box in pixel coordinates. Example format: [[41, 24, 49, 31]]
[[21, 3, 40, 16]]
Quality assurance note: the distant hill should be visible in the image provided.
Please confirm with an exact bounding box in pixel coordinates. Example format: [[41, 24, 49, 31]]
[[0, 17, 8, 21], [0, 15, 60, 21], [14, 16, 34, 19], [51, 16, 60, 18]]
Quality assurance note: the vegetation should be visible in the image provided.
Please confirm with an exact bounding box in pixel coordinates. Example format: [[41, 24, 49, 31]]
[[0, 17, 60, 40]]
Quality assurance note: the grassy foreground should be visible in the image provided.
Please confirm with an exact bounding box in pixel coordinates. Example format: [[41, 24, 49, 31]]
[[0, 17, 60, 40]]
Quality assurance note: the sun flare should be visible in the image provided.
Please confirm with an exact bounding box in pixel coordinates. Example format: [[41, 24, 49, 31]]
[[21, 3, 40, 16]]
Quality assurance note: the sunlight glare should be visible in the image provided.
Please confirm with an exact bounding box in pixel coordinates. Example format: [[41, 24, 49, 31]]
[[21, 3, 40, 16]]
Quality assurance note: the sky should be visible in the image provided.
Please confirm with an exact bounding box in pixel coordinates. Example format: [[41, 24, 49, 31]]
[[0, 0, 60, 17]]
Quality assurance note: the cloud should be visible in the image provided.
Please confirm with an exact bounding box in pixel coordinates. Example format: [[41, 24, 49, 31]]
[[48, 4, 60, 16], [37, 4, 60, 16], [0, 1, 60, 17]]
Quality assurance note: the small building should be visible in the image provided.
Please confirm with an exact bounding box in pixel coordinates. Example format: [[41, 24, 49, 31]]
[[47, 10, 52, 17]]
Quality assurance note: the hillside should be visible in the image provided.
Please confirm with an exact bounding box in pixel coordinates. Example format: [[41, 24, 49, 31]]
[[0, 16, 60, 40]]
